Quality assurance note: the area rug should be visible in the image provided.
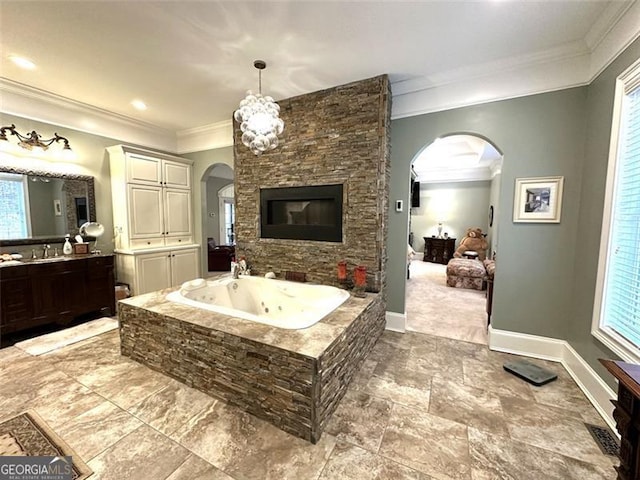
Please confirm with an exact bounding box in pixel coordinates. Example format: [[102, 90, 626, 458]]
[[0, 411, 92, 479], [15, 317, 118, 356]]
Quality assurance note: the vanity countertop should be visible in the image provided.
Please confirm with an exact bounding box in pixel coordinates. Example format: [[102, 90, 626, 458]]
[[0, 253, 113, 268]]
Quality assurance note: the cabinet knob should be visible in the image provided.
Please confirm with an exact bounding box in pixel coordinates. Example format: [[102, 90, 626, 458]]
[[147, 241, 151, 245], [178, 239, 181, 242]]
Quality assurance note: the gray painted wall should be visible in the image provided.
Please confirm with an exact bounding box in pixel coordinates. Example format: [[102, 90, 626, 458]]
[[182, 146, 234, 276], [567, 37, 640, 387], [410, 181, 491, 254], [388, 87, 587, 342], [488, 173, 501, 256]]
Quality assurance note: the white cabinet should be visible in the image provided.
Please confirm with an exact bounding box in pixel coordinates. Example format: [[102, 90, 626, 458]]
[[109, 145, 195, 250], [126, 152, 191, 189], [108, 145, 200, 295], [118, 247, 199, 295]]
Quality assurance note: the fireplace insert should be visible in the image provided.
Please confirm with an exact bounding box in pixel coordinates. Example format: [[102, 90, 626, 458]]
[[260, 184, 343, 242]]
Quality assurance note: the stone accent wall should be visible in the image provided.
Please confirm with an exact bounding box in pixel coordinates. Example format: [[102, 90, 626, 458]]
[[234, 75, 391, 292], [316, 295, 386, 432], [119, 293, 385, 443]]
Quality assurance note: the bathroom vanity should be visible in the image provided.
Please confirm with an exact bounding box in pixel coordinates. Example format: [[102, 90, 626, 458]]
[[0, 254, 115, 336]]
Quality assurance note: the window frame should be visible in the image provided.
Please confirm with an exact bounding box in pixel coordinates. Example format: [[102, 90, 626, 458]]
[[0, 172, 32, 239], [591, 57, 640, 363]]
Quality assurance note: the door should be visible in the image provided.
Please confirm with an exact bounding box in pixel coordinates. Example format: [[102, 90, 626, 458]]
[[126, 153, 161, 185], [163, 160, 191, 189], [170, 249, 199, 287], [164, 189, 192, 236], [136, 253, 171, 295], [129, 185, 164, 238]]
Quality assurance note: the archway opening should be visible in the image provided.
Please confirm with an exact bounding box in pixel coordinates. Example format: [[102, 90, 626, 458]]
[[406, 133, 503, 344], [201, 163, 234, 273]]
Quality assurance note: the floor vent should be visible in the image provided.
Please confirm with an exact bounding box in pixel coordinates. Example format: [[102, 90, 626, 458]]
[[585, 423, 620, 456]]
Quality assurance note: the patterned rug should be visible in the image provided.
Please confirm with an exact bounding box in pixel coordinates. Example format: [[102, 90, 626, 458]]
[[0, 411, 92, 480]]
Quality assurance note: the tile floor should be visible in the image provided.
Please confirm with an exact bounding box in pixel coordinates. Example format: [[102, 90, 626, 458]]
[[0, 328, 618, 480]]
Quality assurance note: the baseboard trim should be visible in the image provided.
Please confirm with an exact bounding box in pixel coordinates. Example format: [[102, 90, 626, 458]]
[[488, 326, 616, 433], [385, 311, 406, 333]]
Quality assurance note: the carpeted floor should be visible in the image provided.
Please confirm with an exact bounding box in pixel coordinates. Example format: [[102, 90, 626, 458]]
[[406, 260, 488, 344]]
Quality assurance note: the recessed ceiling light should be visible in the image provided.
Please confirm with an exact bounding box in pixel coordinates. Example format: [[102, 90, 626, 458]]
[[131, 99, 147, 111], [8, 55, 36, 70]]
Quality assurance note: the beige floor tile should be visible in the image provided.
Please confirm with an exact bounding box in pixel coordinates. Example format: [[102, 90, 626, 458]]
[[324, 389, 393, 452], [88, 424, 190, 480], [172, 402, 335, 480], [468, 427, 617, 480], [406, 345, 465, 383], [348, 358, 378, 391], [365, 369, 432, 410], [500, 396, 617, 469], [79, 362, 172, 410], [319, 442, 432, 480], [166, 454, 235, 480], [379, 404, 471, 480], [129, 379, 218, 436], [30, 379, 105, 430], [428, 377, 508, 436], [56, 401, 143, 461], [0, 346, 30, 365], [462, 358, 535, 400]]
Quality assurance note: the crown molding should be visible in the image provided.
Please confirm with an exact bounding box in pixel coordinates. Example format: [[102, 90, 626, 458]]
[[2, 1, 638, 146], [392, 1, 640, 120], [0, 78, 176, 152], [414, 167, 492, 184], [176, 120, 233, 154]]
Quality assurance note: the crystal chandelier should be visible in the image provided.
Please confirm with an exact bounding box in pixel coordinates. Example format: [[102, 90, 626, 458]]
[[234, 60, 284, 155]]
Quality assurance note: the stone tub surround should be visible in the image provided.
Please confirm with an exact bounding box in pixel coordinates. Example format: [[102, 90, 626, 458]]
[[118, 287, 386, 443], [233, 75, 391, 293]]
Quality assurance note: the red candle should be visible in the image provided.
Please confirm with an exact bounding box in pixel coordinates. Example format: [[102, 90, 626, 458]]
[[337, 261, 347, 281], [354, 265, 367, 287]]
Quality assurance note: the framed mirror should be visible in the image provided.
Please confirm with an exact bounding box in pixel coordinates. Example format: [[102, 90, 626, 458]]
[[0, 166, 96, 246]]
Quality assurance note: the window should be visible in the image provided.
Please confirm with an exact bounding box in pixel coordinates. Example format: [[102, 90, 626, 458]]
[[0, 173, 31, 239], [592, 59, 640, 362]]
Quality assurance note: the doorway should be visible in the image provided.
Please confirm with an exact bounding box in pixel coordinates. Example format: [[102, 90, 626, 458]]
[[202, 163, 235, 273], [406, 133, 503, 345]]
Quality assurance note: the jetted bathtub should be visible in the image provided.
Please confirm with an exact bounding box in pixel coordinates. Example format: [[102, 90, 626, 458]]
[[166, 275, 350, 329]]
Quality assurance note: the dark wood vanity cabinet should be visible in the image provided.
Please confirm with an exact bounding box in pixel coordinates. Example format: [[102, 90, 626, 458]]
[[0, 255, 115, 336]]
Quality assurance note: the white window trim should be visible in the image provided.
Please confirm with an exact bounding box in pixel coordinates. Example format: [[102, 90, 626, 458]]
[[591, 57, 640, 364]]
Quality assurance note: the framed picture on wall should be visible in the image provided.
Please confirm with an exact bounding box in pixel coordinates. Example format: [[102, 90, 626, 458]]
[[513, 176, 564, 223]]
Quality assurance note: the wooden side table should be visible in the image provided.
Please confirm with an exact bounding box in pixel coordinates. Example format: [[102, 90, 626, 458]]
[[600, 359, 639, 479], [423, 237, 456, 265]]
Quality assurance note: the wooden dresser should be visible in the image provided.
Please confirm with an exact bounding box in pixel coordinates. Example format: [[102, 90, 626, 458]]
[[423, 237, 456, 264], [600, 359, 640, 479]]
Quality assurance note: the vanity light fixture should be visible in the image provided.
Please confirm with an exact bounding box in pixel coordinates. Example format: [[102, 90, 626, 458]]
[[234, 60, 284, 155], [0, 124, 76, 160]]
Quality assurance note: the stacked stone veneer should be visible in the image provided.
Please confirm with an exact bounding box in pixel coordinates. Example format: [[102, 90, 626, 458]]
[[234, 75, 391, 292], [119, 294, 385, 443]]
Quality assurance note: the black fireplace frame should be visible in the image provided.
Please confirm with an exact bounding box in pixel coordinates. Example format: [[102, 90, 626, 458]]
[[260, 184, 343, 242]]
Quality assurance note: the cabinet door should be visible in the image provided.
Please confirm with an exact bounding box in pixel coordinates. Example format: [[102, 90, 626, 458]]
[[136, 253, 171, 295], [128, 185, 165, 238], [163, 160, 191, 189], [127, 153, 161, 185], [170, 249, 199, 287], [164, 189, 192, 236]]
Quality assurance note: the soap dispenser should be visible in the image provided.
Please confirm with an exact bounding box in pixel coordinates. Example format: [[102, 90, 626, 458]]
[[63, 235, 73, 255]]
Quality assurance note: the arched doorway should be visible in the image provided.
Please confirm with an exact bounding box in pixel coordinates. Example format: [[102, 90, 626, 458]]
[[201, 163, 234, 273], [406, 133, 503, 344]]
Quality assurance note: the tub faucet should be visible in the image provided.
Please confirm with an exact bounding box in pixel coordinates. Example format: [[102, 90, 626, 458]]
[[231, 262, 241, 279], [42, 244, 50, 259]]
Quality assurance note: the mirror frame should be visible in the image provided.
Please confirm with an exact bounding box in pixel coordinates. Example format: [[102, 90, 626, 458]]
[[0, 166, 96, 246]]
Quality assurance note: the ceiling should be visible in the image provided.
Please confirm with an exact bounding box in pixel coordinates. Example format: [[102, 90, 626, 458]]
[[413, 134, 503, 183], [1, 1, 638, 151]]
